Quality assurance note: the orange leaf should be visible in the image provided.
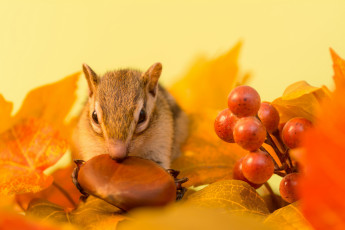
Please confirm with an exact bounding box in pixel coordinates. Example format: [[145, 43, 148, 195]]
[[0, 95, 13, 133], [0, 211, 68, 230], [0, 118, 67, 195], [0, 72, 80, 137], [330, 48, 345, 90], [16, 165, 81, 210], [169, 41, 249, 113], [300, 49, 345, 230]]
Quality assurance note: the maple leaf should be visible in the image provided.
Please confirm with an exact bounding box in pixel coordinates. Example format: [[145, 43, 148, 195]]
[[0, 210, 77, 230], [16, 165, 81, 210], [272, 81, 331, 123], [26, 196, 126, 230], [170, 43, 249, 187], [0, 72, 80, 136], [299, 49, 345, 230], [0, 118, 67, 195]]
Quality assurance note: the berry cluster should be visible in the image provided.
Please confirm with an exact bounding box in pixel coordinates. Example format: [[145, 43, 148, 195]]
[[214, 85, 312, 203]]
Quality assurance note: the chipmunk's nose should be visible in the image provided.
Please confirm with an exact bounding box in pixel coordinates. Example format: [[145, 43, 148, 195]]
[[108, 140, 127, 161]]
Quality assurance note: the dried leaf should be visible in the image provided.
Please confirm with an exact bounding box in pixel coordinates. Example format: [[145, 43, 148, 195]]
[[171, 111, 247, 187], [264, 203, 312, 230], [169, 41, 249, 113], [299, 50, 345, 230], [27, 196, 125, 230], [0, 119, 67, 195], [16, 165, 81, 210], [186, 180, 269, 218], [272, 81, 331, 123]]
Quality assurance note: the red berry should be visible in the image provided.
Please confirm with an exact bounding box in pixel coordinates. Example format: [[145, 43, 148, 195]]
[[258, 102, 280, 133], [282, 117, 312, 149], [279, 173, 300, 203], [228, 85, 261, 117], [242, 150, 274, 184], [214, 109, 239, 143], [233, 157, 262, 189], [233, 117, 266, 151]]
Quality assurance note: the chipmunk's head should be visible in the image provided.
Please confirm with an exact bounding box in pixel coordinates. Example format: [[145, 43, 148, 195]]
[[82, 63, 162, 161]]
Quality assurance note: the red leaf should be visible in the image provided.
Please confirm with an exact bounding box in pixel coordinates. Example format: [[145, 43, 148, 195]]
[[0, 118, 67, 195], [300, 49, 345, 229]]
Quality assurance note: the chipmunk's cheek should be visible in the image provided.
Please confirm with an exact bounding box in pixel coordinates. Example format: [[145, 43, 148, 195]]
[[108, 140, 127, 161]]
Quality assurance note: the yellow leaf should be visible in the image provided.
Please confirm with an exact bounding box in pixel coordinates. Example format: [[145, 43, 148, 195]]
[[272, 81, 331, 123], [171, 111, 247, 187], [186, 180, 269, 218], [281, 81, 321, 100], [170, 43, 250, 187], [264, 203, 313, 230], [169, 41, 249, 113], [118, 204, 271, 230]]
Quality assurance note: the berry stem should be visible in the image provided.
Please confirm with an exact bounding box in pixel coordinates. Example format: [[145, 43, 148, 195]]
[[259, 146, 279, 169], [272, 130, 295, 171], [265, 133, 284, 162], [274, 171, 287, 177], [272, 130, 287, 152]]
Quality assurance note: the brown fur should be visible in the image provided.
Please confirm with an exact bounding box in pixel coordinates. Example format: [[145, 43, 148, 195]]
[[73, 63, 188, 168]]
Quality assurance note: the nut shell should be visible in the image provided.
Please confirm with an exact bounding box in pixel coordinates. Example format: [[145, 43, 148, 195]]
[[77, 154, 176, 211]]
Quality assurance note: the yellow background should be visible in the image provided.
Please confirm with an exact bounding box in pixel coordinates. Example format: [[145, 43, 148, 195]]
[[1, 0, 345, 113]]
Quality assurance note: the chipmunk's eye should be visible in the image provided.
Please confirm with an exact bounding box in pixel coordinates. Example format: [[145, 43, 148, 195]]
[[92, 110, 99, 124], [138, 109, 146, 124]]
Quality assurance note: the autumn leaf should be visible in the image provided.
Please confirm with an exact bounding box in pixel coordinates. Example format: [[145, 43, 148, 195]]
[[330, 48, 345, 89], [27, 196, 126, 230], [264, 203, 312, 230], [0, 118, 67, 195], [119, 180, 309, 230], [172, 111, 247, 187], [170, 43, 249, 187], [0, 95, 13, 133], [118, 204, 270, 230], [299, 50, 345, 230], [0, 210, 75, 230], [0, 72, 80, 137], [185, 180, 269, 218], [169, 41, 249, 113], [16, 165, 81, 210], [272, 81, 331, 123]]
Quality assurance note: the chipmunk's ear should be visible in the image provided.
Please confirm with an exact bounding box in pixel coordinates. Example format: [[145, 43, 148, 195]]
[[143, 62, 162, 96], [83, 63, 98, 97]]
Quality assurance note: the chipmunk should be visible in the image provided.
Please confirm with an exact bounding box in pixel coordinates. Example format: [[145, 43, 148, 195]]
[[72, 62, 189, 169]]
